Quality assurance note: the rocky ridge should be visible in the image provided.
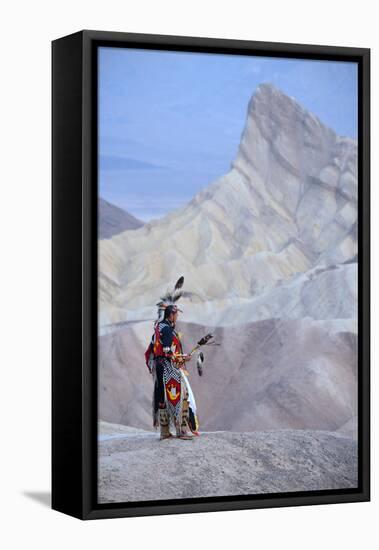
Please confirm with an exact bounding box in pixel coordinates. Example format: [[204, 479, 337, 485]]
[[98, 84, 357, 328], [98, 422, 358, 503]]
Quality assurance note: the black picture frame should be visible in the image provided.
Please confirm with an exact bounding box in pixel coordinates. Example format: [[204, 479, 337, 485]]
[[52, 30, 370, 520]]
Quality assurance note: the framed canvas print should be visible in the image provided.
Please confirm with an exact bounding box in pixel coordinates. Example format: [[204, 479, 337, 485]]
[[52, 30, 370, 520]]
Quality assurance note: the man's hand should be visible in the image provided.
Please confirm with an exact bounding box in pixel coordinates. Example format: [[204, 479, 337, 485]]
[[173, 353, 192, 365]]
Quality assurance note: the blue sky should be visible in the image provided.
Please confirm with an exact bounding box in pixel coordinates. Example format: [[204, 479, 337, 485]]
[[99, 47, 357, 221]]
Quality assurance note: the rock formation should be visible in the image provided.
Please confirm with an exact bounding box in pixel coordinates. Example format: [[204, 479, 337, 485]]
[[98, 84, 357, 325], [98, 422, 358, 503]]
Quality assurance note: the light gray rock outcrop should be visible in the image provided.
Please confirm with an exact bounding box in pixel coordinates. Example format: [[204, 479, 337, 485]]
[[98, 423, 358, 503]]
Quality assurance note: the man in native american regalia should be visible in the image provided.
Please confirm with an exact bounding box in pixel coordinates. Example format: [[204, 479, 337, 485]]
[[145, 277, 203, 440]]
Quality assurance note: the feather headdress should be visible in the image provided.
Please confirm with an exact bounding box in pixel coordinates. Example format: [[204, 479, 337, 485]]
[[155, 276, 184, 324]]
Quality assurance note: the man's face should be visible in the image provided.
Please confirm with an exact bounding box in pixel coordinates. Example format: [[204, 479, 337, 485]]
[[172, 311, 178, 324]]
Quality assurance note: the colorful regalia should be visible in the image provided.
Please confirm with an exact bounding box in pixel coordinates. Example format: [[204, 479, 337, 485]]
[[144, 277, 199, 439]]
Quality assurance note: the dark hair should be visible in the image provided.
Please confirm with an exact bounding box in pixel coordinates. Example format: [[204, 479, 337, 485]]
[[164, 305, 177, 319]]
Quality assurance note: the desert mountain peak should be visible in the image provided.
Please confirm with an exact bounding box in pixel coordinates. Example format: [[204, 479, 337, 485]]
[[99, 83, 357, 328], [247, 83, 335, 137]]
